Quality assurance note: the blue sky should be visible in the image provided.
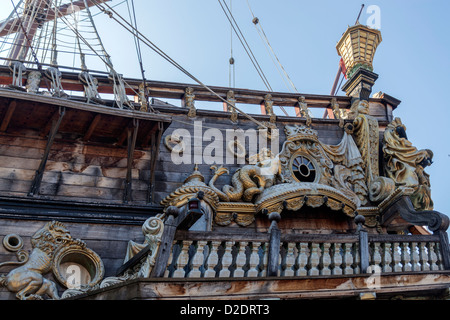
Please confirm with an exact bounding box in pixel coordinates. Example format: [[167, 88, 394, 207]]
[[1, 0, 449, 215]]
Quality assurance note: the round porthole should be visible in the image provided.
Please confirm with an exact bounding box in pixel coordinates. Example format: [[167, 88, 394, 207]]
[[291, 155, 317, 183], [52, 244, 104, 290], [3, 234, 24, 252]]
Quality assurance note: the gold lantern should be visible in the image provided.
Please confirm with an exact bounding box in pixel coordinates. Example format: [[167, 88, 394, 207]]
[[336, 24, 382, 79]]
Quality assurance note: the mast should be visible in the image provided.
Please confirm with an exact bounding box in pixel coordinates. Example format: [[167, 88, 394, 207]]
[[3, 0, 111, 62]]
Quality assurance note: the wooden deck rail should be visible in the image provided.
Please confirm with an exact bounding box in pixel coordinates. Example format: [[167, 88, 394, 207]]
[[158, 228, 445, 279], [0, 63, 401, 120]]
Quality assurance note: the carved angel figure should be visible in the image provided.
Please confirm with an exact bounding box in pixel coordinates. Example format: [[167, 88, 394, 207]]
[[383, 118, 434, 210]]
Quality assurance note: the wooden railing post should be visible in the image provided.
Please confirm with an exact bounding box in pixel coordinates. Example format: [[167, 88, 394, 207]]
[[151, 206, 179, 278], [267, 211, 281, 277], [355, 215, 369, 274], [436, 230, 450, 270]]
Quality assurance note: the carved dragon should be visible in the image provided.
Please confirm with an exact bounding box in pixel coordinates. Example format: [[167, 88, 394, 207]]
[[209, 149, 278, 203]]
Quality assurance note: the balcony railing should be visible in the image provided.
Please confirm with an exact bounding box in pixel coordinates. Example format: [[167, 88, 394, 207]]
[[162, 231, 444, 279]]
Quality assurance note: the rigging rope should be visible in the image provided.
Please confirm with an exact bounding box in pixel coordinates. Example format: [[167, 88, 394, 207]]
[[125, 0, 154, 112], [246, 0, 299, 95], [218, 0, 289, 117], [91, 0, 267, 128]]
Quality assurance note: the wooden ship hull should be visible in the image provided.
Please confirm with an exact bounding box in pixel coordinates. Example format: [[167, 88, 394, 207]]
[[0, 1, 449, 302]]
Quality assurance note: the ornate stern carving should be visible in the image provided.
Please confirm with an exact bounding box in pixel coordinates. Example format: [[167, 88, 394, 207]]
[[74, 215, 167, 296], [383, 117, 434, 211], [0, 221, 104, 300], [183, 87, 197, 118], [226, 90, 238, 123], [297, 96, 312, 127], [350, 100, 395, 203], [263, 94, 276, 124]]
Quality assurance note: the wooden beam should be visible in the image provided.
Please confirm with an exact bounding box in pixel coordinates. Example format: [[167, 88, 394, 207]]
[[151, 206, 181, 278], [0, 100, 17, 132], [147, 122, 164, 204], [83, 114, 102, 142], [29, 106, 66, 197], [123, 119, 139, 204]]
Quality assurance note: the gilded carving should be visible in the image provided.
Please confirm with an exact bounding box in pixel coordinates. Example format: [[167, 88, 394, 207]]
[[331, 98, 345, 128], [226, 90, 238, 122], [284, 197, 306, 211], [279, 125, 334, 185], [263, 94, 276, 123], [0, 221, 103, 300], [184, 87, 196, 118], [383, 118, 434, 211], [161, 165, 220, 210], [123, 216, 165, 277], [350, 100, 395, 203], [209, 150, 278, 203], [214, 212, 255, 227], [297, 96, 312, 127], [164, 133, 185, 153]]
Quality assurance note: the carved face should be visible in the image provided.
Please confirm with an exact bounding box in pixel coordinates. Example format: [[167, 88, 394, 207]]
[[357, 100, 370, 114], [31, 221, 73, 252]]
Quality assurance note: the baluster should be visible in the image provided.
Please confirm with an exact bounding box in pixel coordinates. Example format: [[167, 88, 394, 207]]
[[173, 240, 191, 278], [428, 242, 439, 271], [260, 243, 268, 277], [435, 242, 444, 270], [234, 242, 248, 277], [308, 243, 320, 276], [343, 243, 354, 275], [411, 242, 421, 271], [320, 243, 332, 276], [204, 241, 221, 278], [382, 243, 393, 273], [296, 243, 308, 276], [372, 242, 382, 273], [332, 243, 343, 275], [419, 242, 430, 271], [401, 242, 412, 272], [247, 242, 261, 278], [164, 242, 175, 278], [219, 241, 233, 278], [189, 241, 207, 278], [353, 243, 360, 274], [392, 242, 402, 272], [284, 243, 296, 277]]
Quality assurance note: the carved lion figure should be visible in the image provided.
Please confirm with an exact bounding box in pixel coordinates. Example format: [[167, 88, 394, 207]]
[[0, 221, 83, 300]]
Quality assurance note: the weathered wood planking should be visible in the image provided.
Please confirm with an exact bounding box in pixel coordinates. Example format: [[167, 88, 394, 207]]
[[0, 90, 392, 213]]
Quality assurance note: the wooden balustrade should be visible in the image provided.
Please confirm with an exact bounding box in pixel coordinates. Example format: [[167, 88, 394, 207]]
[[158, 230, 445, 279]]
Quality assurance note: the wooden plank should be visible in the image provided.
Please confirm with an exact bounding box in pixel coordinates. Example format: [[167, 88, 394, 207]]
[[83, 114, 102, 142], [0, 100, 17, 132]]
